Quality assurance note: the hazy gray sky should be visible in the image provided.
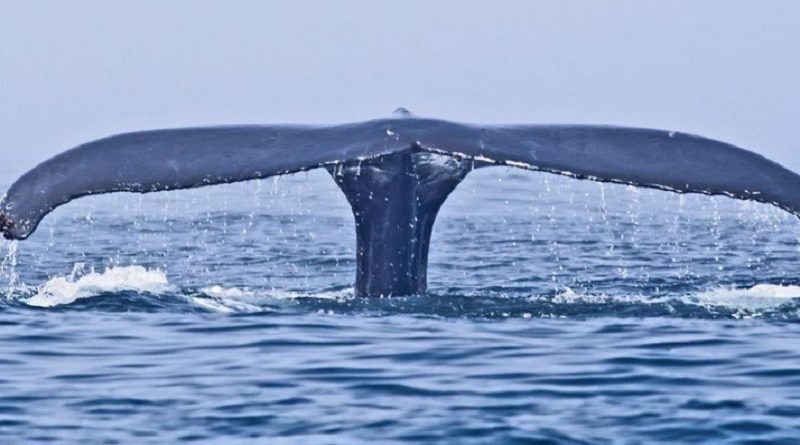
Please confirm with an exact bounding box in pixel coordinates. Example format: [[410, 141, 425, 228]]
[[2, 0, 799, 176]]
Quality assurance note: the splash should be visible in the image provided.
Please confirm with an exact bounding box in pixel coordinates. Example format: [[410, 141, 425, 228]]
[[192, 284, 351, 313], [0, 240, 19, 299], [17, 263, 351, 312], [12, 261, 800, 319], [546, 288, 664, 305], [687, 284, 800, 313], [26, 265, 172, 307], [200, 284, 258, 299], [191, 285, 263, 313], [543, 284, 800, 318]]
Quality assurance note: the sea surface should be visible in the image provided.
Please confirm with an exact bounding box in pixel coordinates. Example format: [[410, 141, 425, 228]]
[[2, 166, 800, 444]]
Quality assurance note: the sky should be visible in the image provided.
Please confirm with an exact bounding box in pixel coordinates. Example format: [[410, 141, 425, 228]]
[[1, 0, 799, 177]]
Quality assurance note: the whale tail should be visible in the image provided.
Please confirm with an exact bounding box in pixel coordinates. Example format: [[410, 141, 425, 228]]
[[328, 148, 472, 296], [3, 114, 800, 296]]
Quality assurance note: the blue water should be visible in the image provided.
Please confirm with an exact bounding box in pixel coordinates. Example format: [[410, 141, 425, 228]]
[[3, 167, 800, 444]]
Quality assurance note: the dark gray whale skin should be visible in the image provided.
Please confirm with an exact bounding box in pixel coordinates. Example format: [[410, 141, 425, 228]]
[[3, 110, 800, 296]]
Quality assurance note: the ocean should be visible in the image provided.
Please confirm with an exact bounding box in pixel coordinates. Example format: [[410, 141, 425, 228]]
[[2, 166, 800, 444]]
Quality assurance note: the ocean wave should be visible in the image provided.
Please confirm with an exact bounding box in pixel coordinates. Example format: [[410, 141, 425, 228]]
[[549, 285, 800, 311], [26, 265, 173, 308], [688, 284, 800, 309], [19, 266, 350, 313], [10, 265, 800, 318]]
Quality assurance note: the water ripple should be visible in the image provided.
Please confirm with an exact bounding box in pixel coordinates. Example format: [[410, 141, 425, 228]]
[[1, 171, 800, 442]]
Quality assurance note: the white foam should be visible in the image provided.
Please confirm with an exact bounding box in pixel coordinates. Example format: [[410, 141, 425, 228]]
[[546, 287, 669, 305], [189, 295, 262, 313], [545, 284, 800, 316], [21, 263, 800, 317], [193, 285, 263, 313], [192, 284, 351, 313], [686, 284, 800, 311], [199, 284, 347, 301], [200, 284, 257, 299], [22, 264, 352, 311], [26, 265, 172, 307]]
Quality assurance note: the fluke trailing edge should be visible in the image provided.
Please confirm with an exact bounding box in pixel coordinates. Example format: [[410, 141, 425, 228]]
[[3, 109, 800, 296]]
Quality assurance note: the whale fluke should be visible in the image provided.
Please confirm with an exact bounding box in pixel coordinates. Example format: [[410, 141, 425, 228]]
[[0, 124, 410, 241], [2, 115, 799, 296], [443, 125, 800, 216]]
